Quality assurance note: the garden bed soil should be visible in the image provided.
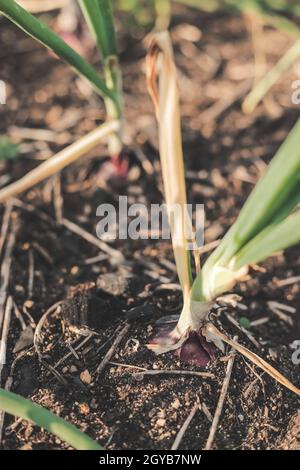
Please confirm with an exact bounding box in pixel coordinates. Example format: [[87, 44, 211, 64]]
[[0, 3, 300, 450]]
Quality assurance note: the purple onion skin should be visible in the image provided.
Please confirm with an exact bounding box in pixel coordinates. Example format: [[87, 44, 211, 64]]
[[150, 323, 216, 367], [175, 332, 216, 366]]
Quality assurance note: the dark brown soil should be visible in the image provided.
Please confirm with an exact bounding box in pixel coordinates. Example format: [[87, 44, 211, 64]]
[[0, 3, 300, 450]]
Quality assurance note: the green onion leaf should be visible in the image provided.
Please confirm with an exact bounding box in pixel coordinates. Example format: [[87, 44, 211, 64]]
[[216, 118, 300, 264], [234, 210, 300, 268], [78, 0, 118, 59]]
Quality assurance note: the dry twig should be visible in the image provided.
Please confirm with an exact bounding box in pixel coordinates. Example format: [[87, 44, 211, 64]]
[[33, 301, 62, 360], [28, 248, 34, 299], [0, 202, 13, 258], [171, 402, 199, 450], [53, 175, 64, 225], [276, 276, 300, 287], [225, 312, 261, 349], [0, 215, 18, 330], [203, 323, 300, 397], [0, 120, 119, 203], [62, 217, 124, 262], [133, 369, 215, 380], [205, 351, 236, 450], [0, 296, 13, 384], [96, 323, 130, 375]]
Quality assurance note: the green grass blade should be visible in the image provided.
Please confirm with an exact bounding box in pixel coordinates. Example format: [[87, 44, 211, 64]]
[[0, 388, 103, 450], [0, 0, 114, 101], [234, 210, 300, 268], [78, 0, 117, 59], [215, 118, 300, 263]]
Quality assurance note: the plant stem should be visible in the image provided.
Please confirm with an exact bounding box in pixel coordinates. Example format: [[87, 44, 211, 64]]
[[99, 0, 123, 157], [103, 56, 123, 157], [155, 0, 171, 31], [79, 0, 123, 157]]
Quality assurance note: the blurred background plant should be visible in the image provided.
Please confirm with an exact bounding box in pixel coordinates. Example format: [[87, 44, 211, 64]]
[[116, 0, 300, 32], [11, 1, 300, 36], [0, 137, 19, 161], [0, 0, 122, 200], [3, 0, 300, 111]]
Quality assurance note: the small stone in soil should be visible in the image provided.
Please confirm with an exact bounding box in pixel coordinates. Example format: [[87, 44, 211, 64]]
[[79, 403, 90, 415], [156, 418, 166, 427], [171, 398, 181, 410], [96, 272, 135, 297]]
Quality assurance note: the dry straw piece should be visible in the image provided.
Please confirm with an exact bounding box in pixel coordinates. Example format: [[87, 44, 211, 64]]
[[146, 32, 193, 302]]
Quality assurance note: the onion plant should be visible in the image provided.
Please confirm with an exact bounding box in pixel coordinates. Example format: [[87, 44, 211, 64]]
[[147, 31, 300, 396], [0, 0, 122, 200]]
